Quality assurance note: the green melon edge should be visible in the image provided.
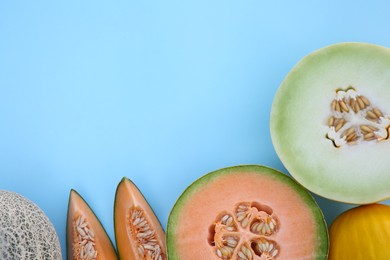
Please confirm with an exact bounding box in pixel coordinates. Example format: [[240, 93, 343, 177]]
[[270, 42, 390, 204], [166, 165, 329, 260]]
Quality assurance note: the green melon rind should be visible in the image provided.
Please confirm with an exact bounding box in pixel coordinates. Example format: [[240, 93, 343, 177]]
[[66, 189, 117, 259], [270, 42, 390, 204], [166, 165, 328, 260]]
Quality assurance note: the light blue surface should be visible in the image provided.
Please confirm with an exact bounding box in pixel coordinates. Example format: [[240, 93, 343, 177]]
[[1, 0, 389, 257]]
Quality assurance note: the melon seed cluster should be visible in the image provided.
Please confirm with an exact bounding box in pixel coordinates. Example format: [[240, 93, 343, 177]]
[[326, 88, 390, 147], [129, 207, 164, 260], [73, 215, 98, 260], [211, 202, 279, 260]]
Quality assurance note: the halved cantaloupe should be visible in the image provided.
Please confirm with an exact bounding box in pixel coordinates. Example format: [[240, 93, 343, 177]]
[[66, 189, 117, 260], [114, 177, 166, 260], [167, 165, 328, 260]]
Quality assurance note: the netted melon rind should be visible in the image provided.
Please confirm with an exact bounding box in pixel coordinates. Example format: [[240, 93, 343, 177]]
[[0, 190, 62, 259]]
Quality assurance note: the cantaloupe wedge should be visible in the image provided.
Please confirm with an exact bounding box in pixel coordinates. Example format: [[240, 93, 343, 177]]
[[167, 165, 328, 260], [66, 189, 118, 260], [114, 177, 166, 260]]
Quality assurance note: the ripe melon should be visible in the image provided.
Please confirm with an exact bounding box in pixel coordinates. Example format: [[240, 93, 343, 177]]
[[114, 177, 166, 260], [329, 204, 390, 259], [271, 42, 390, 204], [0, 190, 62, 259], [66, 189, 118, 260], [166, 165, 328, 260]]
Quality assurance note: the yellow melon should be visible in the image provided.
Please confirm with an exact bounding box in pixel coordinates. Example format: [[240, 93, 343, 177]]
[[329, 203, 390, 260]]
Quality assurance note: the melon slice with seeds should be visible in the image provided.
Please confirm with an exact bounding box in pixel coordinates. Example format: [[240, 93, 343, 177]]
[[66, 189, 118, 260], [114, 177, 166, 260], [167, 165, 328, 260], [271, 42, 390, 204]]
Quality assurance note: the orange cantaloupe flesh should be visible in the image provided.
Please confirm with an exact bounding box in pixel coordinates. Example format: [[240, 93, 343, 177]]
[[167, 165, 328, 260], [114, 177, 166, 260], [66, 189, 118, 260]]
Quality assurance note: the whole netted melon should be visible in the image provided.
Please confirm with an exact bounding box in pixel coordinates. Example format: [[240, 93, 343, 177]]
[[0, 190, 62, 259]]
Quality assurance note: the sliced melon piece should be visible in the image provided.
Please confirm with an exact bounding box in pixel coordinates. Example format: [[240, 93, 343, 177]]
[[66, 189, 117, 260], [271, 42, 390, 204], [114, 177, 166, 260], [167, 165, 328, 260], [329, 204, 390, 259]]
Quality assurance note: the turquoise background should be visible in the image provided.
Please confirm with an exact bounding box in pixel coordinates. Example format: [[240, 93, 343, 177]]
[[1, 0, 389, 257]]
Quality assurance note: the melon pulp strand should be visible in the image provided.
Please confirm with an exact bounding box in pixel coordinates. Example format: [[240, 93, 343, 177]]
[[114, 177, 166, 260], [0, 190, 62, 259], [167, 165, 328, 260], [66, 189, 118, 260], [271, 42, 390, 204]]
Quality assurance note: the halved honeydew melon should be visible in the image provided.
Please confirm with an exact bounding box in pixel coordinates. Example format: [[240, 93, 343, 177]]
[[271, 42, 390, 204], [167, 165, 328, 260]]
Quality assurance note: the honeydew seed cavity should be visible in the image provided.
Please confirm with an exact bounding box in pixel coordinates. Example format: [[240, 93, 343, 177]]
[[326, 87, 390, 147]]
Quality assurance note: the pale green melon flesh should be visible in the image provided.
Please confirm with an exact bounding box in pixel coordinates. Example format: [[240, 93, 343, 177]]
[[271, 42, 390, 204], [167, 165, 328, 260]]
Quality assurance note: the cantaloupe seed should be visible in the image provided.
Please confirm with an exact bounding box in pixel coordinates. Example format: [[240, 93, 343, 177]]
[[211, 202, 280, 259], [129, 207, 164, 260], [73, 215, 98, 260], [326, 87, 390, 147]]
